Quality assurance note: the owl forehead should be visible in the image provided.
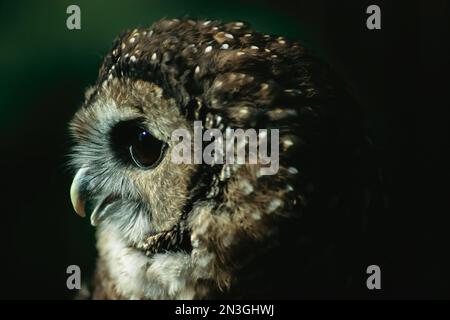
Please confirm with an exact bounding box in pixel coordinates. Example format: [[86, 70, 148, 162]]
[[78, 18, 315, 142], [95, 18, 304, 106], [72, 79, 187, 143], [98, 18, 253, 86]]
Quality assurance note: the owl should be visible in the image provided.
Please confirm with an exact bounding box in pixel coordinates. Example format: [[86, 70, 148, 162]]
[[69, 18, 376, 299]]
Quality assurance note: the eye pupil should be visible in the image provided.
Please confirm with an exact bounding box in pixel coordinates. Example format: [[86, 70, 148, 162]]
[[110, 120, 166, 169]]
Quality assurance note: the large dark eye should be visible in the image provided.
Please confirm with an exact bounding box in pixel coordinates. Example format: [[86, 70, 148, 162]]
[[110, 120, 167, 169], [130, 129, 167, 168]]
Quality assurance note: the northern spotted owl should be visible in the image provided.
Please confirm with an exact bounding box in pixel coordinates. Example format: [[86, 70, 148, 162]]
[[69, 18, 375, 299]]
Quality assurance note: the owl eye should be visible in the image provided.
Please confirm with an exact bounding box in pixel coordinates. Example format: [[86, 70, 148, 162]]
[[129, 129, 167, 168], [110, 120, 167, 169]]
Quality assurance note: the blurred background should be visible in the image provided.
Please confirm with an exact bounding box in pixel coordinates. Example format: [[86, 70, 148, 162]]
[[0, 0, 448, 299]]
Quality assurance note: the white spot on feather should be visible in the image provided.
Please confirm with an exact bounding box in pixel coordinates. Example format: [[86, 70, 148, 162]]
[[268, 199, 283, 213], [288, 167, 299, 174], [240, 179, 254, 195], [251, 210, 261, 220], [283, 138, 294, 148]]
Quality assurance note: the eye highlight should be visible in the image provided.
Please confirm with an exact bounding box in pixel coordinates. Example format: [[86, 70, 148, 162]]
[[110, 120, 167, 169]]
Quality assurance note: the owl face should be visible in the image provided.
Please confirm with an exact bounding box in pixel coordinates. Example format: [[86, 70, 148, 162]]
[[70, 79, 197, 246]]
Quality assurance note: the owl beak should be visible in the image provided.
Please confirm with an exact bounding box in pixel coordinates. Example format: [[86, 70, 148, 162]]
[[70, 167, 88, 218]]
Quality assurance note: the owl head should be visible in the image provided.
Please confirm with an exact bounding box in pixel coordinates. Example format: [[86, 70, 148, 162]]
[[68, 18, 368, 299]]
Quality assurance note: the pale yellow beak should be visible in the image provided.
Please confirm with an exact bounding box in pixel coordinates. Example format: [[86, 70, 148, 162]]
[[70, 167, 89, 218]]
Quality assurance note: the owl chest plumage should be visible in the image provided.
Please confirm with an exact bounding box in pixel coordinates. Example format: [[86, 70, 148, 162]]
[[93, 226, 198, 299]]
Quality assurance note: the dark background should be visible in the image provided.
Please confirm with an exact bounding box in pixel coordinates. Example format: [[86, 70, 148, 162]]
[[0, 0, 448, 299]]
